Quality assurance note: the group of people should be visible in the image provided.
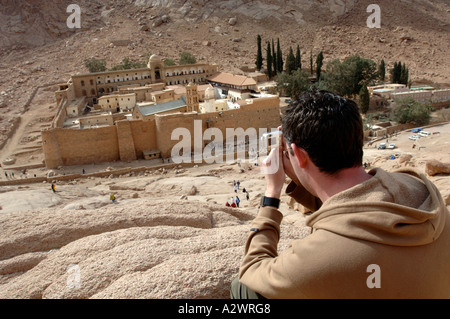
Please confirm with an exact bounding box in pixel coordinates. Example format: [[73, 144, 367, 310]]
[[226, 196, 240, 208], [226, 180, 250, 208]]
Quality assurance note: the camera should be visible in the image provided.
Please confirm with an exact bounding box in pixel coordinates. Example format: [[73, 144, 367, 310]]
[[259, 130, 283, 154]]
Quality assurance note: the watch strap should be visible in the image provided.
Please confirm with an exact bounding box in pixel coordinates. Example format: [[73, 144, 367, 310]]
[[260, 196, 280, 209]]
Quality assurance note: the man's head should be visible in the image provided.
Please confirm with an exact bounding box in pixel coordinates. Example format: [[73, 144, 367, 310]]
[[281, 88, 364, 175]]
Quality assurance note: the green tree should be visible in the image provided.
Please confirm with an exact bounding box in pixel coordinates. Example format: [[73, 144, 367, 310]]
[[295, 45, 302, 71], [85, 58, 107, 73], [378, 59, 385, 82], [256, 34, 263, 71], [275, 69, 310, 99], [316, 51, 324, 81], [390, 61, 402, 84], [391, 97, 431, 125], [320, 55, 378, 97], [179, 51, 197, 65], [164, 59, 176, 66], [285, 47, 296, 75], [110, 58, 146, 71], [272, 39, 277, 75], [359, 85, 370, 114], [266, 41, 273, 79], [276, 38, 283, 74], [400, 63, 409, 85]]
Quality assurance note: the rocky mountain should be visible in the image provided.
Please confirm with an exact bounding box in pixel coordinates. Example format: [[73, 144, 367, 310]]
[[0, 0, 449, 148]]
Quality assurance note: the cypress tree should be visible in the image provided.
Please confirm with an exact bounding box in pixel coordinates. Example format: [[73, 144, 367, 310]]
[[316, 51, 324, 81], [400, 63, 409, 85], [359, 84, 370, 114], [295, 45, 301, 71], [266, 41, 273, 79], [378, 59, 385, 82], [272, 39, 277, 75], [310, 50, 313, 75], [285, 47, 296, 75], [277, 38, 283, 74], [256, 35, 263, 71], [390, 62, 397, 83]]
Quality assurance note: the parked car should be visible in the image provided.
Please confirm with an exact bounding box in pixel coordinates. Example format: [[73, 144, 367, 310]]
[[285, 99, 292, 103], [412, 127, 423, 133], [433, 132, 440, 135], [378, 143, 386, 150], [409, 135, 419, 141], [387, 143, 396, 149], [419, 131, 431, 137]]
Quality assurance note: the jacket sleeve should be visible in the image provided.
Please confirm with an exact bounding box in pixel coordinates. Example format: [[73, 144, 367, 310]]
[[238, 182, 321, 299], [238, 206, 310, 299]]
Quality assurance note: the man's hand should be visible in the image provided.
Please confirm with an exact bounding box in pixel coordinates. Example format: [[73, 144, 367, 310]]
[[261, 147, 285, 199], [281, 146, 300, 186]]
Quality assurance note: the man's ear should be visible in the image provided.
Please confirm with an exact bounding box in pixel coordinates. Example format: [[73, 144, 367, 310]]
[[291, 144, 309, 169]]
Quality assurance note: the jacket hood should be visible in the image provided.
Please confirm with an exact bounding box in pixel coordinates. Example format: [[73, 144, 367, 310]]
[[306, 168, 448, 247]]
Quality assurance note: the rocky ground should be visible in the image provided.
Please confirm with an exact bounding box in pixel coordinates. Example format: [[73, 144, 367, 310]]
[[0, 122, 448, 299]]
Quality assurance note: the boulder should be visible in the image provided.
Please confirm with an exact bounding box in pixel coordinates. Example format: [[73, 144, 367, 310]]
[[189, 185, 198, 196], [425, 160, 450, 176]]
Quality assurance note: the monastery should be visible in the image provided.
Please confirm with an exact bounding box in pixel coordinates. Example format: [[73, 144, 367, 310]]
[[42, 55, 280, 169]]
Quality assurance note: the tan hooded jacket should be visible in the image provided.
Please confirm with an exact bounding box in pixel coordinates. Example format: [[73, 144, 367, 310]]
[[239, 168, 450, 298]]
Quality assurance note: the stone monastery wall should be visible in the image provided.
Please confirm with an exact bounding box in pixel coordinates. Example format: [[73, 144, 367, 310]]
[[42, 97, 281, 168]]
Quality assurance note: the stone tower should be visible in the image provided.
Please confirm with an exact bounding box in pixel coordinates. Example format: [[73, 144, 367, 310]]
[[147, 54, 164, 83], [185, 82, 199, 113]]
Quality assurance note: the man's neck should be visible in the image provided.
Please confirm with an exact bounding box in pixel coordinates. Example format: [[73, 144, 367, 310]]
[[313, 166, 373, 203]]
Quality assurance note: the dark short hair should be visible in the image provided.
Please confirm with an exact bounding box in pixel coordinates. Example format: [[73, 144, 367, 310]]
[[281, 88, 364, 175]]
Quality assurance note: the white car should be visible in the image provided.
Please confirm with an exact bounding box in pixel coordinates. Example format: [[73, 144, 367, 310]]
[[409, 135, 419, 141], [387, 143, 396, 149], [419, 131, 431, 137], [378, 143, 386, 150]]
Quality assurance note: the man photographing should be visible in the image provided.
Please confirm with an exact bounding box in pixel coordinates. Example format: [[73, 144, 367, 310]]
[[231, 89, 450, 299]]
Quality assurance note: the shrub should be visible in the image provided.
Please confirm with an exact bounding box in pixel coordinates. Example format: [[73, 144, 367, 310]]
[[391, 97, 431, 125]]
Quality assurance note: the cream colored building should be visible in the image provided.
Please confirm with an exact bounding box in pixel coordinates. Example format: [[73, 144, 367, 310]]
[[200, 86, 227, 113], [431, 89, 450, 102], [98, 93, 136, 113], [66, 97, 87, 117], [369, 84, 409, 99], [55, 55, 218, 107], [118, 83, 165, 102], [79, 113, 114, 129], [145, 89, 175, 104], [391, 90, 433, 103]]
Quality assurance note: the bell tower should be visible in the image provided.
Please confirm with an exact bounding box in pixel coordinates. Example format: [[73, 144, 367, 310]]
[[147, 54, 164, 83], [185, 82, 199, 113]]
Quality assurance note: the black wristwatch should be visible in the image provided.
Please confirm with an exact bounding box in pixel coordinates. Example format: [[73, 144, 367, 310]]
[[260, 196, 280, 209]]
